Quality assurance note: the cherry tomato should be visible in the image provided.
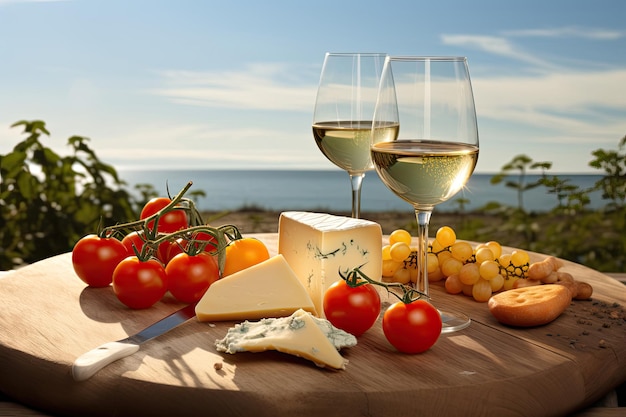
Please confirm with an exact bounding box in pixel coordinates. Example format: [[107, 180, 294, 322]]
[[165, 231, 218, 264], [121, 230, 147, 256], [165, 252, 219, 303], [323, 280, 381, 336], [112, 257, 168, 309], [140, 197, 188, 233], [382, 299, 442, 354], [72, 234, 128, 287], [222, 238, 270, 277]]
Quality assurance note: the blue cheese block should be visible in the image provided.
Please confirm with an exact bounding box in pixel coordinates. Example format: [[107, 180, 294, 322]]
[[277, 211, 382, 317]]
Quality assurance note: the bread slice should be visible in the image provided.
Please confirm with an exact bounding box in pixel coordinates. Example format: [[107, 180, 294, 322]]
[[488, 284, 572, 327]]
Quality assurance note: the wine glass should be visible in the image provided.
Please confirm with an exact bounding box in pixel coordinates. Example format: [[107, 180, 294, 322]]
[[371, 56, 479, 333], [312, 52, 387, 218]]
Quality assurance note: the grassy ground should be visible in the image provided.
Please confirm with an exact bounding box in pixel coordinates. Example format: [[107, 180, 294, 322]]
[[199, 208, 490, 236]]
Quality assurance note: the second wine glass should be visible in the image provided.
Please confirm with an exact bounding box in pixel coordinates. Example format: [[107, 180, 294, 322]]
[[312, 52, 387, 218], [372, 56, 479, 333]]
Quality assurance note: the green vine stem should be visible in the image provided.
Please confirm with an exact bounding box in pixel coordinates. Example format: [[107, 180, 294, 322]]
[[95, 181, 244, 276], [340, 266, 429, 305]]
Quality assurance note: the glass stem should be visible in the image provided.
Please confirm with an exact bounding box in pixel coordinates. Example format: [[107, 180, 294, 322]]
[[414, 208, 432, 296], [349, 173, 365, 219]]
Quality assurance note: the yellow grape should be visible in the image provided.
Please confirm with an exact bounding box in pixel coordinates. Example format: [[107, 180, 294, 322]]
[[390, 242, 411, 263], [490, 274, 505, 292], [486, 241, 502, 259], [435, 226, 456, 248], [382, 244, 392, 261], [389, 229, 412, 246], [445, 274, 463, 294], [459, 262, 480, 285], [502, 276, 519, 291], [441, 257, 463, 277], [409, 267, 418, 283], [450, 241, 473, 262], [430, 238, 445, 253], [462, 283, 474, 297], [472, 278, 492, 302], [427, 253, 439, 274], [382, 259, 402, 277], [437, 250, 453, 265], [428, 267, 445, 282], [511, 250, 530, 267], [479, 260, 500, 280], [499, 253, 512, 268], [475, 247, 495, 264], [392, 267, 411, 284]]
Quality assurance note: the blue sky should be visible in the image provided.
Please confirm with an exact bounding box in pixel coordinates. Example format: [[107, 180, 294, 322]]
[[0, 0, 624, 174]]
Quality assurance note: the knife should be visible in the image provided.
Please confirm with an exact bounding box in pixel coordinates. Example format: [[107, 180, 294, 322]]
[[71, 303, 197, 382]]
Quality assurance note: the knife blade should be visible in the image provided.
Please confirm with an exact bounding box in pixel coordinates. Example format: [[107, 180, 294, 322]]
[[71, 302, 197, 382]]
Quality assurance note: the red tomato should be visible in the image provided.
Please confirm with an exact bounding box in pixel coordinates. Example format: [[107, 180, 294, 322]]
[[72, 235, 128, 287], [112, 257, 168, 309], [382, 299, 442, 354], [140, 197, 188, 233], [121, 230, 147, 256], [165, 252, 219, 303], [156, 239, 178, 265], [323, 280, 381, 336]]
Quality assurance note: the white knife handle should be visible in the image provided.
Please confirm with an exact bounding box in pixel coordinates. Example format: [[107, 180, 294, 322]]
[[71, 341, 140, 382]]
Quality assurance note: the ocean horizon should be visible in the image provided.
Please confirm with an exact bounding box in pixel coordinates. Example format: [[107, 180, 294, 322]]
[[118, 169, 607, 214]]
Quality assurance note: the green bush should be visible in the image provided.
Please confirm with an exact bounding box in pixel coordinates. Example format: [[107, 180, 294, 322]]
[[0, 120, 148, 269]]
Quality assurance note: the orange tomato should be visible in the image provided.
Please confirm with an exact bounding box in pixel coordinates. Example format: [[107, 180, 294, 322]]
[[222, 238, 270, 277]]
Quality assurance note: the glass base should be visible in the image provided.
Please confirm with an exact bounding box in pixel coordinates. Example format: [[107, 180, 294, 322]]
[[439, 309, 471, 333]]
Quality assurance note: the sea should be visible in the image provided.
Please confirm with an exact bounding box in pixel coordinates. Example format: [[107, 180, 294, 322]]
[[117, 170, 608, 214]]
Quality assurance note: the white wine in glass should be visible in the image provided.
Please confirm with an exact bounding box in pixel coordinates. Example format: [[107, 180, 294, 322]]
[[372, 56, 479, 333], [312, 52, 387, 218]]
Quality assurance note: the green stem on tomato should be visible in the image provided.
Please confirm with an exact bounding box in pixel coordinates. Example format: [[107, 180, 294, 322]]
[[340, 267, 429, 305]]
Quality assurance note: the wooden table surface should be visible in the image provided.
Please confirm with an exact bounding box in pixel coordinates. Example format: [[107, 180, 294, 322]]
[[0, 233, 624, 417]]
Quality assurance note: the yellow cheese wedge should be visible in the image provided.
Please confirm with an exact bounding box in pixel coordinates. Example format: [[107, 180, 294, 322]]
[[278, 211, 382, 317], [215, 309, 355, 370], [195, 255, 317, 321]]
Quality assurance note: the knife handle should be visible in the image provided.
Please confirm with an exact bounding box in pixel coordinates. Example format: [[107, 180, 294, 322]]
[[71, 341, 140, 382]]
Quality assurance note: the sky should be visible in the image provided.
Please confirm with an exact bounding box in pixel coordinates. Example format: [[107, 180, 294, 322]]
[[0, 0, 625, 174]]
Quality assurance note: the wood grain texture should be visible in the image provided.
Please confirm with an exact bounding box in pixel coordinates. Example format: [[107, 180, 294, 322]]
[[0, 233, 624, 417]]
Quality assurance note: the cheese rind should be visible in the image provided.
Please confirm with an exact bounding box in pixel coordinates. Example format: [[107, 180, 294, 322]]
[[215, 309, 356, 369], [278, 211, 382, 316], [195, 255, 317, 321]]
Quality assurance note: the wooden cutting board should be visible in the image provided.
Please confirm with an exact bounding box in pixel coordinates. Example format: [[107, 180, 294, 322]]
[[0, 233, 625, 417]]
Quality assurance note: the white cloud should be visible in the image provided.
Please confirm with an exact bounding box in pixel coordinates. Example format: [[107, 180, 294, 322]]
[[441, 34, 560, 71], [503, 27, 626, 40], [151, 64, 316, 112]]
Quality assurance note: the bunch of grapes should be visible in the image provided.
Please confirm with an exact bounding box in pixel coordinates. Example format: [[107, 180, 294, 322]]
[[382, 227, 530, 302]]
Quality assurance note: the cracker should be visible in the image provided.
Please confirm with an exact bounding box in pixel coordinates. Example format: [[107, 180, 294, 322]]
[[488, 284, 572, 327]]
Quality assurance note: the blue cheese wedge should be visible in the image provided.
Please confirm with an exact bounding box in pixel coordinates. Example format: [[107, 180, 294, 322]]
[[278, 211, 382, 316], [215, 309, 356, 370]]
